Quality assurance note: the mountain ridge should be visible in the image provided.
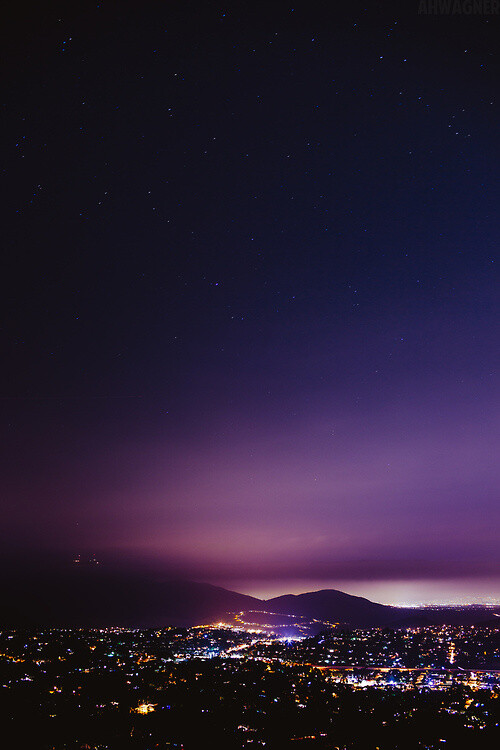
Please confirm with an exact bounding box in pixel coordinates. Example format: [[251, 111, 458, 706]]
[[2, 569, 500, 629], [265, 588, 407, 628]]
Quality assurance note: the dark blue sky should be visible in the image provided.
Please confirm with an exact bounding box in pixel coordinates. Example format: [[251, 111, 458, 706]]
[[2, 1, 499, 603]]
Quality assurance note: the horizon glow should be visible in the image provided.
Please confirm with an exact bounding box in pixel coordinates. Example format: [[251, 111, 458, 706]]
[[221, 577, 500, 608]]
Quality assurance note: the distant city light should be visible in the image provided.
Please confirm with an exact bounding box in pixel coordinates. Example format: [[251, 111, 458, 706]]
[[133, 703, 156, 714]]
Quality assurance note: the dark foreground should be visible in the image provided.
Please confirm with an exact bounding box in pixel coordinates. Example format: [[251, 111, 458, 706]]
[[2, 626, 500, 749]]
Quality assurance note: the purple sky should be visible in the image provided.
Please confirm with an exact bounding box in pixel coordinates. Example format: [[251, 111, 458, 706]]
[[2, 2, 499, 605], [3, 349, 498, 604]]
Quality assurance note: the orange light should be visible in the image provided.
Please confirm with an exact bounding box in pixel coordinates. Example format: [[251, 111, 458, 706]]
[[133, 702, 156, 714]]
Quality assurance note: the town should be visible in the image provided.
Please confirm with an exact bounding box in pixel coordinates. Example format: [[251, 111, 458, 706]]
[[2, 621, 500, 748]]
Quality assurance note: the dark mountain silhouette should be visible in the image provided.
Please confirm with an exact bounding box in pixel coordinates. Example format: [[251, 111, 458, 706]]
[[2, 567, 500, 629], [265, 589, 411, 628], [1, 569, 262, 628]]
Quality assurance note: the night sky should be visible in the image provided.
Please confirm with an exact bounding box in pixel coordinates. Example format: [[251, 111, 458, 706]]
[[2, 1, 499, 605]]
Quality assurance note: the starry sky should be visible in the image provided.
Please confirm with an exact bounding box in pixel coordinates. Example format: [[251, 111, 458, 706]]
[[2, 1, 499, 605]]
